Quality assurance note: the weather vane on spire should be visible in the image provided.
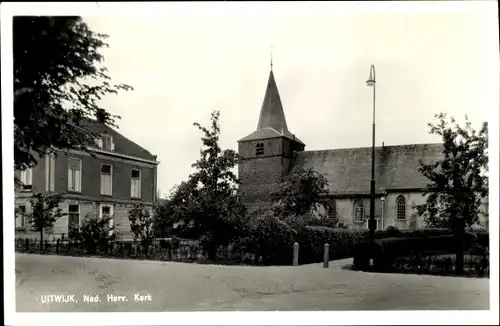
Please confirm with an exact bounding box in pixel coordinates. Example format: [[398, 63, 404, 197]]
[[270, 45, 273, 70]]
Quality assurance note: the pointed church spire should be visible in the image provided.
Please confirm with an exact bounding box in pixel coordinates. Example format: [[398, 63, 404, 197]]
[[256, 68, 288, 132], [270, 45, 273, 71]]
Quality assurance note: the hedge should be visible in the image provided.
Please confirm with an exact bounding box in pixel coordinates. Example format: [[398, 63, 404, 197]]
[[232, 213, 296, 265], [353, 229, 489, 271], [233, 212, 490, 267], [295, 226, 365, 264]]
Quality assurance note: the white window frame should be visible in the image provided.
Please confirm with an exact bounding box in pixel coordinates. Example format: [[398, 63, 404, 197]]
[[68, 157, 82, 192], [102, 134, 115, 151], [95, 137, 104, 149], [20, 168, 33, 190], [99, 203, 115, 236], [365, 217, 380, 230], [16, 205, 26, 228], [353, 199, 364, 223], [396, 195, 407, 220], [131, 169, 142, 199], [68, 204, 80, 230], [100, 164, 113, 196], [45, 154, 56, 192]]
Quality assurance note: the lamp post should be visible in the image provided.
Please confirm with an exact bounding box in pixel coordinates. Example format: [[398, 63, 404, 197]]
[[366, 65, 377, 253]]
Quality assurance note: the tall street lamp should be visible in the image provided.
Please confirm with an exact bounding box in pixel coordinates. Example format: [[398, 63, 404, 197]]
[[366, 65, 376, 254]]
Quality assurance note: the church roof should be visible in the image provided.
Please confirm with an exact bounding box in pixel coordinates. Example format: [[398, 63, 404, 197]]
[[238, 69, 304, 145], [291, 143, 444, 195], [238, 127, 304, 144]]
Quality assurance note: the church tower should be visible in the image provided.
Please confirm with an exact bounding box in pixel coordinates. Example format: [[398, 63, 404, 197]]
[[238, 68, 305, 212]]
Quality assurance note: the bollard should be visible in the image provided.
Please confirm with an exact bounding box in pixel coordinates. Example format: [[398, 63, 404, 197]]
[[323, 243, 330, 268], [293, 242, 299, 266]]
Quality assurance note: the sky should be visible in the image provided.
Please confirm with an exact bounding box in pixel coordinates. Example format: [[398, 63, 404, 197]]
[[81, 2, 498, 198]]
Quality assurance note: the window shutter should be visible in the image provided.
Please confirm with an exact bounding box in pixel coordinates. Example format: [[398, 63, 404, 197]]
[[27, 168, 32, 185], [75, 169, 81, 192], [49, 156, 55, 191], [68, 170, 73, 190]]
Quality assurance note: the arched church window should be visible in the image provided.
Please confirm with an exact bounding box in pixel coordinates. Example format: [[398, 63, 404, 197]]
[[353, 199, 364, 222], [396, 195, 406, 220], [255, 142, 264, 155], [328, 199, 337, 219]]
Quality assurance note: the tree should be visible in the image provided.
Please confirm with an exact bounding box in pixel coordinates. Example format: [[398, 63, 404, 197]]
[[416, 113, 488, 274], [270, 168, 330, 217], [14, 16, 132, 171], [69, 213, 117, 254], [27, 193, 66, 251], [166, 111, 246, 259], [128, 204, 155, 252]]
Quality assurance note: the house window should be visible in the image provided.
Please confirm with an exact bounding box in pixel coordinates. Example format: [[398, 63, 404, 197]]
[[95, 134, 115, 151], [100, 164, 113, 196], [131, 169, 142, 199], [68, 205, 80, 231], [353, 199, 364, 222], [68, 158, 82, 192], [16, 205, 26, 228], [396, 195, 406, 220], [45, 154, 56, 192], [255, 142, 264, 155], [328, 199, 337, 219], [20, 168, 33, 191], [100, 204, 114, 236]]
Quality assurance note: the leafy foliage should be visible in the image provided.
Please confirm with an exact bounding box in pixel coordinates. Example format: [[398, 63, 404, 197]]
[[270, 168, 329, 216], [297, 226, 366, 264], [416, 113, 488, 231], [26, 193, 65, 248], [151, 199, 176, 238], [128, 204, 155, 249], [161, 111, 246, 258], [13, 16, 132, 170], [234, 210, 296, 265], [414, 113, 487, 275], [69, 213, 117, 254]]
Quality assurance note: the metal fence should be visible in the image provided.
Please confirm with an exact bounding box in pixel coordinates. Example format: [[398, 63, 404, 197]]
[[14, 237, 259, 264]]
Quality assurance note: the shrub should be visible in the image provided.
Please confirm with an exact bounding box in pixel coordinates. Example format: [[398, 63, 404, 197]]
[[234, 212, 295, 265], [128, 204, 155, 253], [353, 228, 488, 272], [69, 213, 117, 254], [306, 216, 339, 229], [374, 227, 453, 239], [475, 231, 489, 248], [384, 225, 402, 237], [296, 226, 367, 264]]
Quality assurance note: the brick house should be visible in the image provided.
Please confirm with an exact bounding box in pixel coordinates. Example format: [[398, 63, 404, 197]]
[[238, 68, 488, 230], [15, 119, 159, 239]]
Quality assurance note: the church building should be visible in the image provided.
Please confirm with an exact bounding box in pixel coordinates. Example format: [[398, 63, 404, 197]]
[[238, 67, 446, 231]]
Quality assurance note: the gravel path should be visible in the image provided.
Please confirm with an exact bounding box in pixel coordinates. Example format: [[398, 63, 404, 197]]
[[15, 253, 489, 312]]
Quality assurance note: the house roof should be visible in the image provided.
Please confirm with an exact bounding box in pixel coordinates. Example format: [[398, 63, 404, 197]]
[[238, 69, 304, 145], [291, 143, 444, 194], [81, 118, 157, 162]]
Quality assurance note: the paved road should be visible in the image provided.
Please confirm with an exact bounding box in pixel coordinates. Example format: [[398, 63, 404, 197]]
[[15, 253, 489, 312]]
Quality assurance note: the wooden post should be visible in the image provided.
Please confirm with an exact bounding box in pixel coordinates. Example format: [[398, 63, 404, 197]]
[[293, 242, 299, 266], [323, 243, 330, 268]]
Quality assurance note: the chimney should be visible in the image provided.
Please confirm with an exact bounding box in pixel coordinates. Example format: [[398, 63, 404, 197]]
[[382, 142, 385, 149]]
